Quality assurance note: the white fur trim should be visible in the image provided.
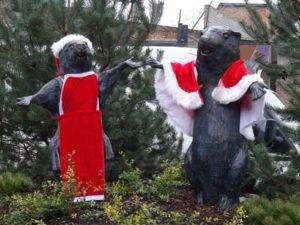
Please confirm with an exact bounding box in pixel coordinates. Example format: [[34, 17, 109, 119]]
[[212, 73, 265, 140], [155, 68, 195, 136], [162, 61, 203, 109], [240, 95, 265, 140], [212, 74, 264, 104], [73, 195, 104, 202], [51, 34, 94, 58]]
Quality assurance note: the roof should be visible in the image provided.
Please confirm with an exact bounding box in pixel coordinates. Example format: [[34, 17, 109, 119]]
[[218, 3, 267, 8], [204, 5, 253, 41], [216, 3, 269, 28]]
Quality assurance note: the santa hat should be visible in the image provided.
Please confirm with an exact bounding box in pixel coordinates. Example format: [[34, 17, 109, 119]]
[[155, 59, 265, 140], [51, 34, 94, 75]]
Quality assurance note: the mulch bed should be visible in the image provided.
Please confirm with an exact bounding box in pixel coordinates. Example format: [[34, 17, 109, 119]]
[[3, 185, 236, 225], [166, 186, 234, 224]]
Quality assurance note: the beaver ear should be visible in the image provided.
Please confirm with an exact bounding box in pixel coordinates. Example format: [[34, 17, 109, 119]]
[[232, 32, 241, 40]]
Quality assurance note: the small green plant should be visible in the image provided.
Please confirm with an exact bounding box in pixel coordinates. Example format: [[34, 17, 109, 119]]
[[108, 152, 144, 196], [225, 206, 247, 225], [108, 180, 129, 197], [104, 194, 124, 223], [243, 193, 300, 225], [148, 161, 187, 201], [0, 171, 33, 196], [2, 191, 68, 225], [104, 193, 157, 225], [119, 167, 143, 193], [122, 203, 157, 225]]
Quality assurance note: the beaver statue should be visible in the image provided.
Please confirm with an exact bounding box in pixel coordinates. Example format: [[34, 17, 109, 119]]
[[16, 34, 145, 200], [149, 26, 266, 209]]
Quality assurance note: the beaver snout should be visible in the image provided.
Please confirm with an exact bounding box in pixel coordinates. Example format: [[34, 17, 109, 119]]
[[198, 40, 215, 56], [74, 43, 88, 58]]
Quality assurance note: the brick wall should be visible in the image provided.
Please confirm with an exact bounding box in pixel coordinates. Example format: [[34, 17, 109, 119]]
[[147, 25, 200, 48], [217, 3, 269, 26]]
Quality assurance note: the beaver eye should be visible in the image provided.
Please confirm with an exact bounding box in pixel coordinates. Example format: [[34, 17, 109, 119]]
[[199, 31, 203, 37], [223, 32, 229, 39]]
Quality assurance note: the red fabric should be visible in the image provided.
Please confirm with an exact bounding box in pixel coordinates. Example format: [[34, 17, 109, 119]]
[[171, 59, 248, 91], [171, 61, 200, 93], [55, 58, 64, 76], [59, 73, 105, 197], [220, 59, 249, 88]]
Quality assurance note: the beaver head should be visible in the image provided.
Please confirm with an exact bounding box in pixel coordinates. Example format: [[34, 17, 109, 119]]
[[196, 26, 241, 79], [59, 40, 93, 74], [51, 34, 94, 75]]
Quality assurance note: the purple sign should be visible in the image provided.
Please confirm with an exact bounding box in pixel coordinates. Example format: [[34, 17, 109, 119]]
[[245, 45, 271, 74]]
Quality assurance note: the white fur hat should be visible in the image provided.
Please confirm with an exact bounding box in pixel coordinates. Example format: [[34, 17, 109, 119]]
[[51, 34, 94, 58]]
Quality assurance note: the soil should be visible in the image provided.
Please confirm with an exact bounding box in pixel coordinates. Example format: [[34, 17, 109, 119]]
[[46, 185, 234, 225]]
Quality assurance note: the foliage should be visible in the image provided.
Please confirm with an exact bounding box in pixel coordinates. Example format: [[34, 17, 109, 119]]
[[0, 162, 242, 225], [242, 0, 300, 141], [0, 0, 181, 180], [104, 195, 158, 225], [243, 193, 300, 225], [0, 171, 32, 196], [118, 153, 144, 192], [225, 206, 247, 225], [147, 161, 188, 201], [2, 191, 68, 225], [246, 144, 300, 198]]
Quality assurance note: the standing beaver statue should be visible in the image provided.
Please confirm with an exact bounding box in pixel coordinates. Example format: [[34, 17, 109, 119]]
[[149, 26, 266, 209], [17, 34, 145, 201]]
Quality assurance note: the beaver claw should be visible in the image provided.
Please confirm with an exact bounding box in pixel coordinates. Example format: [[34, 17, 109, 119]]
[[249, 82, 266, 101]]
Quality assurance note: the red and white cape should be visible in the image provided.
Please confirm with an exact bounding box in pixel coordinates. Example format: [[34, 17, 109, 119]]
[[155, 59, 265, 140]]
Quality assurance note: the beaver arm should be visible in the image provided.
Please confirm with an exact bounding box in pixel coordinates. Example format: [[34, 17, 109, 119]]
[[16, 77, 62, 114], [98, 59, 143, 109], [248, 81, 266, 101]]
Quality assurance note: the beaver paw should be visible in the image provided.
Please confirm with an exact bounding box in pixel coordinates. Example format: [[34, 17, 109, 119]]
[[16, 96, 33, 105], [249, 82, 266, 101], [145, 57, 163, 69], [125, 58, 144, 69], [218, 195, 238, 210]]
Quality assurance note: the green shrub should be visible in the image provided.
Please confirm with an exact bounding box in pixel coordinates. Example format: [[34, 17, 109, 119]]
[[243, 193, 300, 225], [247, 144, 300, 198], [2, 191, 68, 225], [104, 194, 157, 225], [0, 172, 32, 196], [119, 167, 143, 193], [225, 206, 247, 225], [148, 161, 187, 201]]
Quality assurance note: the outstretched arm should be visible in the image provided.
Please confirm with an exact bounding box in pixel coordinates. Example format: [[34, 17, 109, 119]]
[[144, 57, 163, 69], [16, 77, 62, 114], [99, 58, 143, 109]]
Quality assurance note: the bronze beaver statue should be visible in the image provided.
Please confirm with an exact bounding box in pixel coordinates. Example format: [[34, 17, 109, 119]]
[[149, 26, 266, 209]]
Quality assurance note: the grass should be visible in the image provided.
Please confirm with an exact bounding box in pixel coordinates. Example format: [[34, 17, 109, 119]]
[[0, 171, 33, 196]]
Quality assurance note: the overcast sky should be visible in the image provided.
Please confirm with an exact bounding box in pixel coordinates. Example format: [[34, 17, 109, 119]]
[[156, 0, 266, 29]]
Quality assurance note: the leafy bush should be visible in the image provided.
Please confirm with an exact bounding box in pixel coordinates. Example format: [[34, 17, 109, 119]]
[[2, 191, 68, 225], [246, 144, 300, 198], [148, 161, 187, 201], [243, 193, 300, 225], [225, 206, 247, 225], [107, 155, 144, 198], [0, 172, 32, 196], [119, 162, 143, 193], [104, 194, 157, 225]]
